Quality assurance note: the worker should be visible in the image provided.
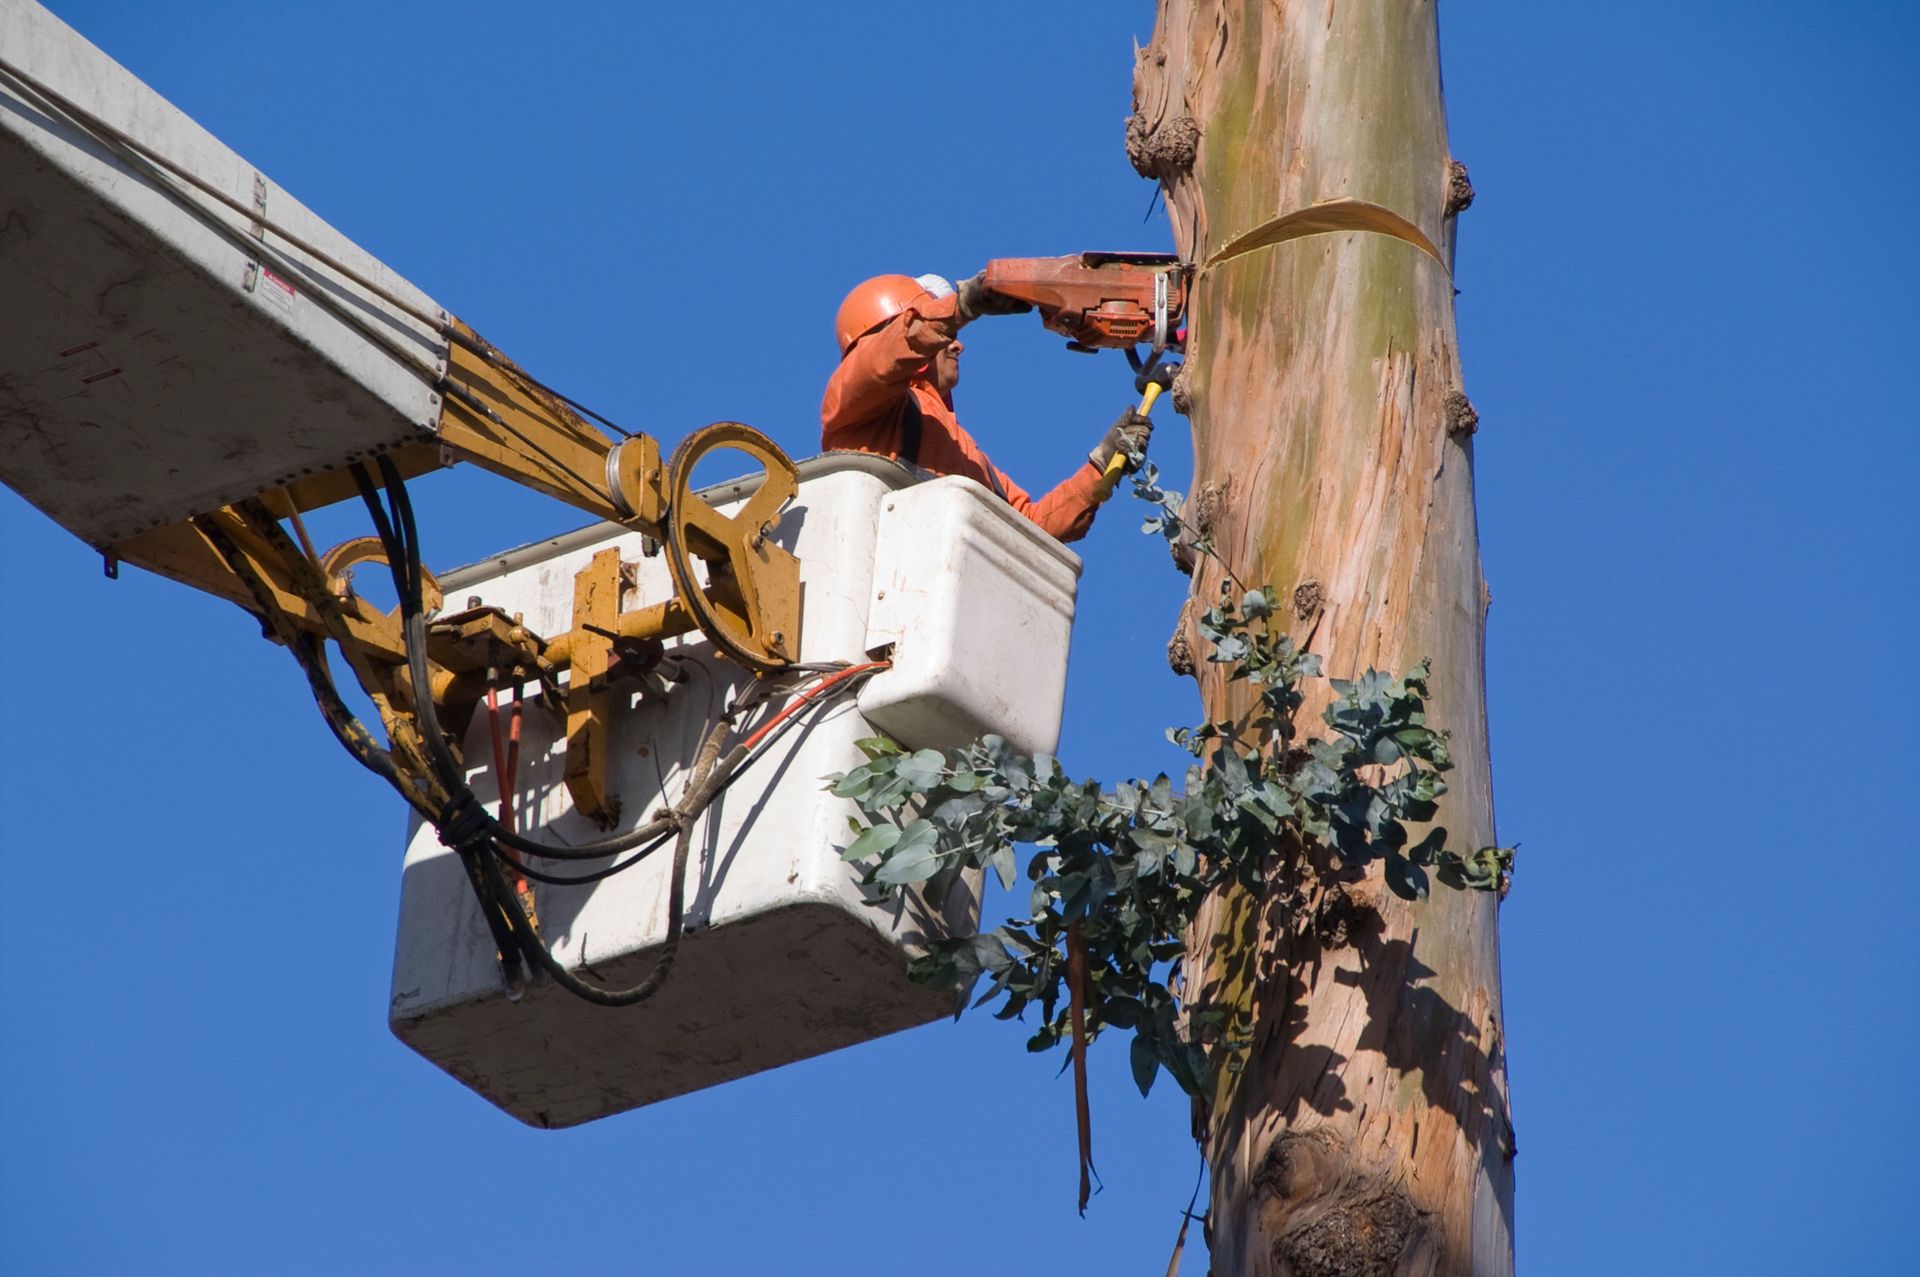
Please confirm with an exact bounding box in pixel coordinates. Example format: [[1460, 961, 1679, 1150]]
[[821, 271, 1152, 544]]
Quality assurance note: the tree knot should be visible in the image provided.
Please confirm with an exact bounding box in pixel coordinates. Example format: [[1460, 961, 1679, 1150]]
[[1190, 477, 1227, 538], [1292, 579, 1324, 620], [1444, 389, 1479, 437], [1170, 359, 1195, 415], [1126, 112, 1200, 182], [1445, 160, 1476, 217], [1167, 613, 1196, 677], [1254, 1133, 1431, 1277]]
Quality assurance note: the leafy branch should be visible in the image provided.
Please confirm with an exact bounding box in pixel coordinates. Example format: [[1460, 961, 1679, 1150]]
[[829, 465, 1512, 1101]]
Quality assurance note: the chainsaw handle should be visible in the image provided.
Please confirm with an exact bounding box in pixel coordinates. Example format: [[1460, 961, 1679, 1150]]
[[1101, 381, 1163, 480], [1137, 379, 1165, 418], [1095, 380, 1166, 498]]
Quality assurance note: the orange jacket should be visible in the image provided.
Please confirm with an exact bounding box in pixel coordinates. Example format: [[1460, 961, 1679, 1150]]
[[820, 293, 1102, 543]]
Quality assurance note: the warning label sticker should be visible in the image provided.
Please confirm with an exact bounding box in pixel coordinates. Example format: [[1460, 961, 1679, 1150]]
[[256, 265, 296, 316]]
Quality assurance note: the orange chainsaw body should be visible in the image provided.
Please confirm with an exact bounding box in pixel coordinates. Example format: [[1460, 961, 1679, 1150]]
[[982, 252, 1188, 351]]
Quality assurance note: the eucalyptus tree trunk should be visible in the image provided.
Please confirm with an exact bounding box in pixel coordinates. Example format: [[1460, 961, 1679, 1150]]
[[1129, 3, 1513, 1273]]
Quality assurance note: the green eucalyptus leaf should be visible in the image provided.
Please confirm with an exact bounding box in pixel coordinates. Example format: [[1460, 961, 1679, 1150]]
[[1211, 634, 1250, 663], [895, 749, 947, 791], [930, 791, 986, 826], [842, 822, 902, 862], [1130, 1033, 1161, 1097], [867, 773, 913, 808], [838, 633, 1496, 1105], [875, 820, 941, 885], [989, 844, 1018, 891], [829, 764, 875, 799]]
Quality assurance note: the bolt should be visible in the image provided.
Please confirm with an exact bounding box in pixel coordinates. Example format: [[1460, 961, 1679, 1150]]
[[466, 594, 482, 610], [771, 631, 786, 647]]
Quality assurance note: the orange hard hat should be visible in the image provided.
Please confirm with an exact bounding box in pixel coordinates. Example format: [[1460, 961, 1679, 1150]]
[[834, 274, 931, 354]]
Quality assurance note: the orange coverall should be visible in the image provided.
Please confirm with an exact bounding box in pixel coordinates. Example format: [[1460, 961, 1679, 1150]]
[[820, 293, 1102, 543]]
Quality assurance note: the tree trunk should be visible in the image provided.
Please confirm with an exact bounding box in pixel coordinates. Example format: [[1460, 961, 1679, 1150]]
[[1130, 3, 1513, 1273]]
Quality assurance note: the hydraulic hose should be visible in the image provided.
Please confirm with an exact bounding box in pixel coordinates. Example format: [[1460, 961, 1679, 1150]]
[[357, 459, 731, 861], [478, 718, 734, 1007], [337, 458, 893, 1005]]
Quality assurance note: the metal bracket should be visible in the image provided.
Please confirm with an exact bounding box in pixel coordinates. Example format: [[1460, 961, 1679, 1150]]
[[565, 547, 623, 826], [241, 170, 267, 293], [1153, 268, 1169, 351]]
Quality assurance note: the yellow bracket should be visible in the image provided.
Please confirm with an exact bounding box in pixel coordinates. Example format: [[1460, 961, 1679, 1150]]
[[102, 317, 803, 837], [566, 547, 623, 825]]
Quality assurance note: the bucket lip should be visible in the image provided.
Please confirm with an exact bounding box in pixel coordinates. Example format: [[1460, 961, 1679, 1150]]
[[436, 450, 917, 591], [897, 473, 1085, 577]]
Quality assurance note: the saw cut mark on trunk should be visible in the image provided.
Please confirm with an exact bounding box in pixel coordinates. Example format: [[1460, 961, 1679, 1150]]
[[1204, 198, 1450, 275]]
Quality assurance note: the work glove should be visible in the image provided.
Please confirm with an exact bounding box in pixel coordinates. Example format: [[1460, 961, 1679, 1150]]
[[1089, 408, 1154, 475], [955, 270, 1035, 325]]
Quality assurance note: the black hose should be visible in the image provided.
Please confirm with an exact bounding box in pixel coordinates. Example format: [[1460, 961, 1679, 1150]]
[[192, 516, 416, 807], [476, 682, 855, 888], [477, 721, 732, 1006], [353, 460, 704, 861], [197, 509, 525, 982], [341, 459, 893, 1005]]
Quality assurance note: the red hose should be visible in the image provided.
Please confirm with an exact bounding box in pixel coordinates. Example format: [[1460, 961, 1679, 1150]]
[[485, 678, 535, 917], [742, 660, 891, 753]]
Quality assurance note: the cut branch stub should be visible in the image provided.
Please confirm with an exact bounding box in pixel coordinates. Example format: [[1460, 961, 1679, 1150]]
[[1254, 1131, 1434, 1277], [1445, 160, 1476, 217], [1126, 111, 1200, 182], [1444, 390, 1479, 438], [1170, 360, 1194, 415], [1167, 601, 1196, 676]]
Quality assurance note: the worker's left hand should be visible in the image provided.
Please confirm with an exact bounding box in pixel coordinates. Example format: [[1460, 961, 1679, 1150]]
[[1089, 408, 1154, 474], [955, 270, 1035, 324]]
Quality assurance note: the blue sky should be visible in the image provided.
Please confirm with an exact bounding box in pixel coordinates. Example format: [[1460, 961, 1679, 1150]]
[[2, 2, 1915, 1273]]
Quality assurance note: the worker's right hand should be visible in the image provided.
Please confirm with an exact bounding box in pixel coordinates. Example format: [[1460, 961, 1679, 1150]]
[[1089, 408, 1153, 474], [955, 270, 1035, 324]]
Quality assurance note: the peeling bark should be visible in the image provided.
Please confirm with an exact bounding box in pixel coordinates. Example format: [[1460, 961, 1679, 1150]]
[[1133, 3, 1512, 1273]]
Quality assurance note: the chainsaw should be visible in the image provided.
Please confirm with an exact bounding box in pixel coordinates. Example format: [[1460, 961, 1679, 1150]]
[[983, 252, 1187, 492], [982, 199, 1451, 359], [983, 251, 1188, 356]]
